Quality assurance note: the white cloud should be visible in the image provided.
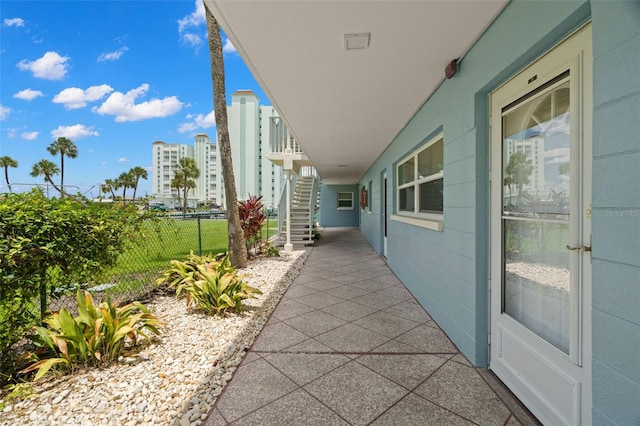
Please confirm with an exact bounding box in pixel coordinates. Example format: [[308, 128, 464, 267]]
[[182, 33, 203, 48], [3, 18, 24, 27], [50, 124, 99, 139], [178, 0, 205, 33], [13, 88, 44, 101], [21, 131, 39, 140], [97, 46, 129, 62], [118, 157, 129, 163], [223, 39, 237, 54], [178, 111, 216, 133], [93, 84, 183, 122], [5, 128, 18, 138], [544, 148, 570, 158], [17, 51, 69, 80], [178, 1, 205, 48], [53, 85, 113, 109], [0, 104, 10, 121]]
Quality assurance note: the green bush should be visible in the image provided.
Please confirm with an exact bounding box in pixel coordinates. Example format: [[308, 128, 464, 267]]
[[0, 190, 143, 356], [156, 253, 262, 315], [21, 290, 160, 381]]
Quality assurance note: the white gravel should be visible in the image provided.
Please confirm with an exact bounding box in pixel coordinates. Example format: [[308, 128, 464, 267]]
[[0, 250, 308, 426]]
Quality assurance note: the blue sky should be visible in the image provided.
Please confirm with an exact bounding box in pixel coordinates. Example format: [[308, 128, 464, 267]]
[[1, 0, 267, 198]]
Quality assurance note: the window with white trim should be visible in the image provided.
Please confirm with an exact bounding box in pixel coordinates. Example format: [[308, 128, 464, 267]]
[[337, 192, 354, 210], [397, 134, 444, 220]]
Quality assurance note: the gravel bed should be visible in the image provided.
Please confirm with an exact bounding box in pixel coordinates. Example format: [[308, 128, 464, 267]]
[[506, 260, 569, 292], [1, 250, 308, 426]]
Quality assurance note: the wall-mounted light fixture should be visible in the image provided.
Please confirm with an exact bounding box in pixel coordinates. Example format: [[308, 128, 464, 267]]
[[445, 59, 459, 79]]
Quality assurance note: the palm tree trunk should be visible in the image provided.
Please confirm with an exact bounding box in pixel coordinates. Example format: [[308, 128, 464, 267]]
[[205, 4, 247, 268], [4, 167, 11, 193], [60, 154, 65, 197]]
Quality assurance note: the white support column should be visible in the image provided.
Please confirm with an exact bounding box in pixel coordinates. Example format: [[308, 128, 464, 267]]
[[284, 170, 293, 252]]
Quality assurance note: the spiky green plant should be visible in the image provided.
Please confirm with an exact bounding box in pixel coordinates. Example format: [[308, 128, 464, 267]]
[[20, 290, 160, 381]]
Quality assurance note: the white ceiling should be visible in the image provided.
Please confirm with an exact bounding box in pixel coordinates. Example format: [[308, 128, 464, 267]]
[[206, 0, 507, 184]]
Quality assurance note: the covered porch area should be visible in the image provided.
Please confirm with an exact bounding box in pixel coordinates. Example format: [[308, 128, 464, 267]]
[[204, 228, 538, 425]]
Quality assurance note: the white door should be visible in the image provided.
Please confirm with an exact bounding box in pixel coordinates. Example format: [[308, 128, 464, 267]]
[[489, 24, 592, 426]]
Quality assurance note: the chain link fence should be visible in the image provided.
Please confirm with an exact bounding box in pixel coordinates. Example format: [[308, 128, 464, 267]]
[[46, 211, 279, 313]]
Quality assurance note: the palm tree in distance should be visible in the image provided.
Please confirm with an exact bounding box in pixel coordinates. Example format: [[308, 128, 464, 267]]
[[101, 178, 117, 200], [0, 155, 18, 193], [117, 171, 135, 204], [175, 157, 199, 215], [30, 160, 64, 196], [129, 166, 148, 203], [47, 137, 78, 197], [205, 4, 247, 267]]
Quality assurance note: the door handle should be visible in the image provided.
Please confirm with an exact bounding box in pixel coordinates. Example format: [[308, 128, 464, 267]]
[[566, 244, 591, 252]]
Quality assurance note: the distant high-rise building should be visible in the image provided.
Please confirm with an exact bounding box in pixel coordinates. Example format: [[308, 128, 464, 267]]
[[151, 90, 285, 209]]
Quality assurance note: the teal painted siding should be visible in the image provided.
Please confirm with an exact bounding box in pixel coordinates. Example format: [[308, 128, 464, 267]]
[[591, 1, 640, 424], [318, 184, 359, 227], [360, 0, 593, 367]]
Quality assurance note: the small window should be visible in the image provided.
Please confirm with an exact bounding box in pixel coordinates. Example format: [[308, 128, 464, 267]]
[[395, 133, 444, 227], [337, 192, 354, 210]]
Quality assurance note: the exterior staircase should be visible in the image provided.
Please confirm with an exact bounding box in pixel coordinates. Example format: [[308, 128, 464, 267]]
[[277, 175, 319, 246]]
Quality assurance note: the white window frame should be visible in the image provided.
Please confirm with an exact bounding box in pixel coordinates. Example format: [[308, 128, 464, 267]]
[[337, 191, 354, 210], [391, 133, 444, 231]]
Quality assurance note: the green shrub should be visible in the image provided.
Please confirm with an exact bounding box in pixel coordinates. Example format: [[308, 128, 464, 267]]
[[263, 241, 280, 258], [20, 290, 160, 381], [156, 253, 261, 315], [0, 190, 144, 357]]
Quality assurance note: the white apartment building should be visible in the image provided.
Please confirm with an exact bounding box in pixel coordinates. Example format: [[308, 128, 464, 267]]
[[151, 91, 284, 209], [227, 90, 283, 209]]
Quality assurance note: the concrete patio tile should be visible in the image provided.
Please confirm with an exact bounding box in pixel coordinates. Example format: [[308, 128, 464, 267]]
[[320, 300, 378, 321], [353, 311, 420, 339], [321, 284, 371, 301], [326, 273, 365, 284], [282, 284, 318, 299], [298, 278, 345, 292], [295, 292, 344, 309], [214, 359, 297, 422], [232, 389, 349, 426], [371, 393, 474, 426], [315, 323, 391, 353], [375, 285, 414, 301], [291, 273, 324, 285], [451, 354, 472, 367], [354, 292, 404, 310], [202, 408, 227, 426], [251, 322, 309, 352], [304, 361, 407, 426], [349, 267, 393, 280], [415, 361, 511, 426], [476, 369, 542, 426], [350, 279, 395, 292], [371, 339, 424, 354], [240, 352, 262, 365], [264, 353, 351, 385], [506, 415, 524, 425], [270, 299, 315, 321], [283, 310, 347, 337], [284, 337, 336, 353], [396, 324, 459, 353], [383, 300, 432, 323], [356, 354, 447, 390], [369, 274, 403, 286]]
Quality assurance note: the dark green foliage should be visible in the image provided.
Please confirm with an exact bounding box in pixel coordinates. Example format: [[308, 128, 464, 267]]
[[0, 189, 143, 356]]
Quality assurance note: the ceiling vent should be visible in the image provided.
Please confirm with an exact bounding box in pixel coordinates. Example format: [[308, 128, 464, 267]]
[[344, 33, 370, 50]]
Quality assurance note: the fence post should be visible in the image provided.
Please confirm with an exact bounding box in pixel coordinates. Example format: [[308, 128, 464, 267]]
[[197, 215, 202, 256]]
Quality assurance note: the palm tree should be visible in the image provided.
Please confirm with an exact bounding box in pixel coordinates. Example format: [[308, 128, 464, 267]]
[[175, 157, 200, 214], [30, 160, 64, 196], [117, 171, 135, 204], [0, 155, 18, 193], [47, 137, 78, 197], [205, 4, 247, 268], [129, 166, 148, 203], [171, 173, 183, 206], [101, 178, 117, 200]]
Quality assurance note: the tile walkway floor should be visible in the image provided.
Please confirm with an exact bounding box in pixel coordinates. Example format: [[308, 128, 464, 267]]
[[204, 228, 540, 426]]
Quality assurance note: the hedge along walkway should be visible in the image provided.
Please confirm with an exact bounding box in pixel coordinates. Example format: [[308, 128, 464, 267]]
[[204, 227, 540, 426]]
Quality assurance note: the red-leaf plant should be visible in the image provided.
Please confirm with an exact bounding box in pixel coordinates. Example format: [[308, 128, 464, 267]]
[[238, 194, 266, 255]]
